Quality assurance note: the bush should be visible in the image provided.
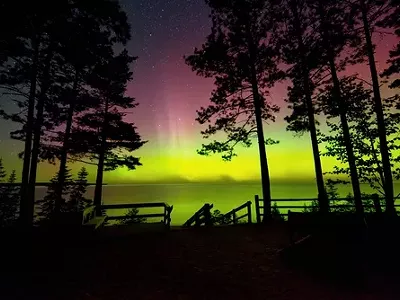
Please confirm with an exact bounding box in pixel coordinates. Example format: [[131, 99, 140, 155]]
[[211, 209, 232, 225], [118, 208, 147, 225]]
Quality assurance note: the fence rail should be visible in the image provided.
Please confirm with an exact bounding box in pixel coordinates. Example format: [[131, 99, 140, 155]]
[[254, 195, 400, 223], [100, 203, 173, 228], [223, 201, 252, 225], [183, 203, 213, 227]]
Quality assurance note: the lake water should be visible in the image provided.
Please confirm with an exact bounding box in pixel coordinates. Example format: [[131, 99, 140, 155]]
[[34, 182, 400, 225]]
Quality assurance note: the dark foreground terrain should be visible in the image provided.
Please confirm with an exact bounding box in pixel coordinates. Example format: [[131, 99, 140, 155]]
[[1, 223, 399, 300]]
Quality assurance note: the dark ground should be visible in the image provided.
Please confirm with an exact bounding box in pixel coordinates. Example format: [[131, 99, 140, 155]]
[[1, 223, 399, 300]]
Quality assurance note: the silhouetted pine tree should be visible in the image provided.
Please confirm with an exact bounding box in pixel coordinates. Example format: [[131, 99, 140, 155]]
[[310, 0, 365, 215], [0, 158, 19, 228], [43, 0, 132, 214], [68, 167, 91, 212], [0, 160, 7, 223], [0, 168, 20, 228], [318, 77, 400, 200], [0, 159, 6, 181], [36, 169, 73, 223], [349, 0, 396, 214], [0, 159, 19, 227], [280, 0, 329, 212], [380, 0, 400, 89], [0, 1, 60, 226], [0, 0, 134, 225], [185, 0, 283, 220], [70, 50, 146, 213]]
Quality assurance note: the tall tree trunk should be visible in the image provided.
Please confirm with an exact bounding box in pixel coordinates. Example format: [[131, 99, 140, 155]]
[[247, 30, 272, 222], [291, 0, 328, 213], [55, 69, 79, 213], [360, 0, 395, 215], [27, 45, 54, 225], [316, 1, 364, 215], [19, 36, 38, 227], [93, 100, 109, 216], [328, 57, 364, 215]]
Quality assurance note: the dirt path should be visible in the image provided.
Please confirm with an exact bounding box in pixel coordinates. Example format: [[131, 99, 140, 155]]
[[1, 224, 398, 299]]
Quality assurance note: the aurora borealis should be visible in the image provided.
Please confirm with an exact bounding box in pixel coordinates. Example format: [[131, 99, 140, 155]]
[[0, 0, 398, 184]]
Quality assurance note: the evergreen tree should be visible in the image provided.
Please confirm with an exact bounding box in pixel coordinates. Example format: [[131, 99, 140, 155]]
[[0, 159, 6, 181], [0, 0, 133, 225], [350, 0, 396, 214], [0, 160, 15, 227], [380, 0, 400, 89], [318, 77, 400, 201], [280, 0, 329, 212], [0, 0, 55, 226], [70, 50, 146, 213], [0, 159, 19, 227], [185, 0, 283, 221], [1, 171, 20, 226], [36, 169, 73, 223], [45, 0, 131, 214], [0, 158, 8, 220], [310, 0, 364, 215], [68, 167, 91, 212]]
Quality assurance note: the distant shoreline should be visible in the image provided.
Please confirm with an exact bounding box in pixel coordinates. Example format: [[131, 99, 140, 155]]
[[3, 181, 400, 187], [0, 183, 105, 187]]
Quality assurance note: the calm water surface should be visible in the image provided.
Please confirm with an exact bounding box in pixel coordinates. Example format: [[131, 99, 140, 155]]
[[34, 182, 400, 225]]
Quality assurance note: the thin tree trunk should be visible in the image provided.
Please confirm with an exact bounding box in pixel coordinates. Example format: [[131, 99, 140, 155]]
[[360, 0, 395, 215], [328, 57, 364, 215], [93, 100, 109, 216], [291, 0, 328, 213], [247, 29, 272, 222], [27, 45, 54, 225], [55, 69, 79, 213], [316, 1, 364, 215], [19, 36, 38, 227]]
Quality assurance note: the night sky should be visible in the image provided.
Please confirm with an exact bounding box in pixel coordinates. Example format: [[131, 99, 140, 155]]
[[0, 0, 398, 184]]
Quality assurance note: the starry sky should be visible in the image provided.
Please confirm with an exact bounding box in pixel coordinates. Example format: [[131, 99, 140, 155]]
[[0, 0, 398, 184]]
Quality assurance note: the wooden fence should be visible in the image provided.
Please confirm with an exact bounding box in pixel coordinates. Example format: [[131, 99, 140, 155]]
[[223, 201, 252, 225], [100, 202, 173, 229], [183, 203, 213, 227], [255, 195, 400, 223]]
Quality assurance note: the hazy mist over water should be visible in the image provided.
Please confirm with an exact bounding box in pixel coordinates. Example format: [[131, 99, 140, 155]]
[[34, 182, 400, 225]]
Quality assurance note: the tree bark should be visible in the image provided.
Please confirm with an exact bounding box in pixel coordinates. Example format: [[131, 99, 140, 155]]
[[360, 0, 395, 215], [328, 56, 364, 215], [55, 69, 79, 213], [316, 0, 364, 215], [93, 99, 109, 216], [19, 35, 39, 227], [27, 44, 54, 225], [290, 0, 328, 213], [247, 29, 272, 222]]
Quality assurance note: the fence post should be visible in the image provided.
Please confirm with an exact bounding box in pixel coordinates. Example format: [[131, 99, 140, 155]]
[[265, 197, 272, 222], [247, 201, 252, 224], [372, 194, 382, 214], [233, 211, 237, 224], [163, 205, 167, 225], [165, 206, 173, 229], [255, 195, 261, 224]]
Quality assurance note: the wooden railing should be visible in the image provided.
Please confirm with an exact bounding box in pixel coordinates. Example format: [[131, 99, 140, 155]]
[[223, 201, 252, 225], [183, 203, 213, 227], [254, 195, 400, 223], [100, 203, 173, 229]]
